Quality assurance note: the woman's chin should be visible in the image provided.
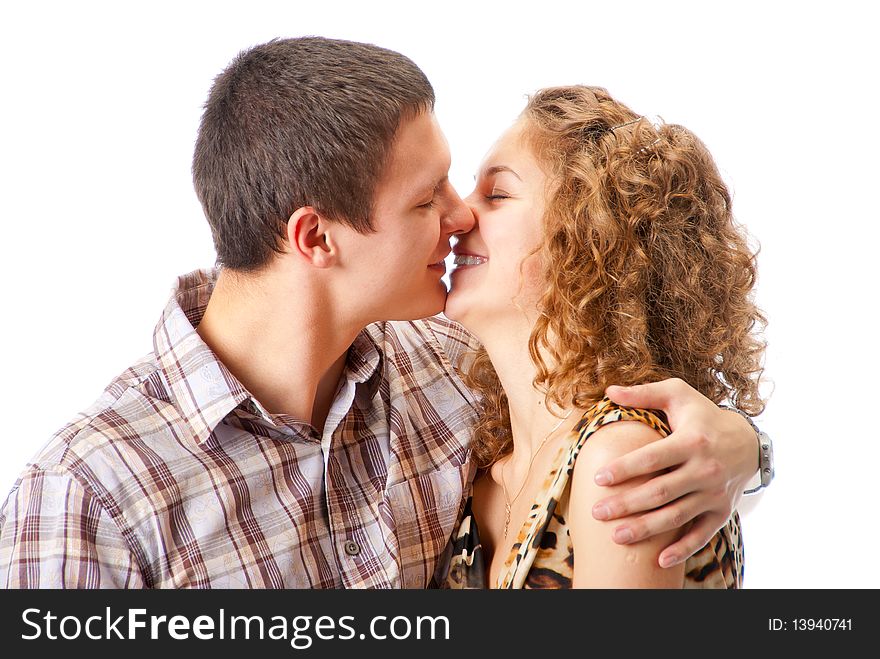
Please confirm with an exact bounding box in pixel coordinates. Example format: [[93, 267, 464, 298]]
[[443, 288, 473, 326]]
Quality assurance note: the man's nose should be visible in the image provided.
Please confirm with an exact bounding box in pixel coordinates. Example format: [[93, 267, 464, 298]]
[[443, 190, 476, 235]]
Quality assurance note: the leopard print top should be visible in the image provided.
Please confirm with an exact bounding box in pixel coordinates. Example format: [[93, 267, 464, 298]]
[[438, 398, 744, 589]]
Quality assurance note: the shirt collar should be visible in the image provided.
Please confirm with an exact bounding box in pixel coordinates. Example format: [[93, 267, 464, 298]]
[[348, 325, 382, 399], [153, 268, 252, 444]]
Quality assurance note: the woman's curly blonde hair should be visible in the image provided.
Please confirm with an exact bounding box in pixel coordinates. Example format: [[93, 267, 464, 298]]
[[464, 86, 767, 469]]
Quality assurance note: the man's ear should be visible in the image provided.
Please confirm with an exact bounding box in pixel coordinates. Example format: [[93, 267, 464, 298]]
[[287, 206, 337, 268]]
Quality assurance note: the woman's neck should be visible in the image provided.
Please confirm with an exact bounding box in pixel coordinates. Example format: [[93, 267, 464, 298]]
[[476, 320, 572, 461]]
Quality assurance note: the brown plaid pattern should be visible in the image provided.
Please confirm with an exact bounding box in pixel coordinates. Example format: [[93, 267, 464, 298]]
[[0, 269, 480, 588]]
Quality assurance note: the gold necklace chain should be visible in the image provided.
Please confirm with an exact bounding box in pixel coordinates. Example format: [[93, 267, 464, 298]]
[[501, 409, 573, 539]]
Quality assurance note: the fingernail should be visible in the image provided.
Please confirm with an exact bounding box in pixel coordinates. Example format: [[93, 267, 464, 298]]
[[593, 504, 611, 520], [660, 554, 679, 568], [614, 527, 634, 543], [594, 470, 613, 486]]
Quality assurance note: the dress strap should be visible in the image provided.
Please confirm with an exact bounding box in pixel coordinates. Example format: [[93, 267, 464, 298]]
[[496, 397, 670, 589]]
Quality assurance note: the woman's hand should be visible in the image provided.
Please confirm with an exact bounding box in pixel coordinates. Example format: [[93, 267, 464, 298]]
[[591, 378, 759, 568]]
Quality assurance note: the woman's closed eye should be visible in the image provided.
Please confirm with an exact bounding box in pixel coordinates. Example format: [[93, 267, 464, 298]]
[[486, 188, 511, 201]]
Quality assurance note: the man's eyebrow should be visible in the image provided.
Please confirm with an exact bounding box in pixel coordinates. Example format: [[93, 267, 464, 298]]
[[416, 174, 449, 198], [476, 165, 522, 181]]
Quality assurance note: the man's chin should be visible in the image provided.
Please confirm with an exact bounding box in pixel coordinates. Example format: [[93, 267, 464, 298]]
[[385, 288, 446, 322]]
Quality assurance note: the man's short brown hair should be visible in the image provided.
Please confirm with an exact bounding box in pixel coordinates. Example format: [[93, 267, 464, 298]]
[[192, 37, 435, 271]]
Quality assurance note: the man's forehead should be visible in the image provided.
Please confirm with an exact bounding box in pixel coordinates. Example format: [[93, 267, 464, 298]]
[[382, 113, 451, 191]]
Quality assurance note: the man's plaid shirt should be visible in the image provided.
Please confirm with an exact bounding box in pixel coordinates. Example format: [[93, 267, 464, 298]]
[[0, 269, 479, 588]]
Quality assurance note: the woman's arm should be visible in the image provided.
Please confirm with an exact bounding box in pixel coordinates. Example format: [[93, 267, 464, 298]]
[[570, 420, 686, 588]]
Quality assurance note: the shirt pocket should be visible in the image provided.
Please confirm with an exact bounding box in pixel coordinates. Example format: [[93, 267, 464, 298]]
[[383, 463, 470, 588]]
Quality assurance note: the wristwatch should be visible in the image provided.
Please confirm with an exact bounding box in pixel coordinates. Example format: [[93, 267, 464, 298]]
[[719, 405, 774, 495]]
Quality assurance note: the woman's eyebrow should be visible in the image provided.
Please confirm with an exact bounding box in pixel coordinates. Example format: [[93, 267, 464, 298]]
[[475, 165, 523, 181]]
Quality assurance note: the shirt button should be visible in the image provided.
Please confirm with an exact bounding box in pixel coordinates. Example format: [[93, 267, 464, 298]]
[[343, 540, 360, 556]]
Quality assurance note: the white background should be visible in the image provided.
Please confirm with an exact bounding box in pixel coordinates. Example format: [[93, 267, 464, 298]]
[[1, 1, 877, 588]]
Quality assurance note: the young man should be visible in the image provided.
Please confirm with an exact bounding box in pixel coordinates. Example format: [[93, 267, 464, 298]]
[[0, 38, 769, 588]]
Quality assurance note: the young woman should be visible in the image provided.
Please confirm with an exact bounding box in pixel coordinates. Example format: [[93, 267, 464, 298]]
[[441, 86, 765, 588]]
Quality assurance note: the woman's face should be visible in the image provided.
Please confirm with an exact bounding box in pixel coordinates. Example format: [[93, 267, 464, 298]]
[[445, 120, 549, 334]]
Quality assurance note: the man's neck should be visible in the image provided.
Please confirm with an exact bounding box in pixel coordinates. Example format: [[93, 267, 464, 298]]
[[196, 266, 365, 434]]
